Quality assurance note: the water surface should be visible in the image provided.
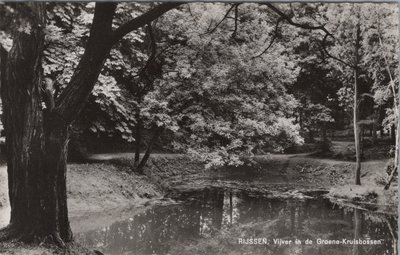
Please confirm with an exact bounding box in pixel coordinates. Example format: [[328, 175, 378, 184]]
[[76, 188, 397, 255]]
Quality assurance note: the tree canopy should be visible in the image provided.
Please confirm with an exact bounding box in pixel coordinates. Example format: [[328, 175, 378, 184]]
[[4, 2, 394, 168]]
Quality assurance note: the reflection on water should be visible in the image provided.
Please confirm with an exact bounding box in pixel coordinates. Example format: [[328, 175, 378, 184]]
[[76, 189, 397, 255]]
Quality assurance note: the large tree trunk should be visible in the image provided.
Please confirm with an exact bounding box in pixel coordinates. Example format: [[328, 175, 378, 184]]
[[42, 113, 72, 243], [0, 3, 73, 244], [0, 3, 116, 245], [1, 2, 45, 238]]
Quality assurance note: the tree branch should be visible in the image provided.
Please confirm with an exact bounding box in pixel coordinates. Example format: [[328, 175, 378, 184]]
[[320, 33, 354, 68], [206, 4, 236, 34], [263, 3, 355, 68], [56, 2, 183, 124], [265, 3, 329, 32], [111, 3, 183, 44], [253, 17, 283, 59], [231, 4, 239, 39], [55, 3, 117, 124]]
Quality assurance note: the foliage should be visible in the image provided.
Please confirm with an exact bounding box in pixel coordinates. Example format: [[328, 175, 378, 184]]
[[302, 103, 334, 131], [44, 3, 149, 142], [318, 4, 398, 129], [3, 2, 397, 167], [145, 3, 305, 167], [361, 4, 399, 131]]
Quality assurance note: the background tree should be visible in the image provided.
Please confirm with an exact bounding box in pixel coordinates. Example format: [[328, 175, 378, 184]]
[[147, 3, 305, 167], [359, 4, 399, 188], [319, 3, 398, 185]]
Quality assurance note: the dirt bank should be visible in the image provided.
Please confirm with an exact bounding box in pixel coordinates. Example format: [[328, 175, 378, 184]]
[[67, 163, 161, 217], [141, 154, 393, 189], [85, 149, 397, 207], [140, 153, 397, 211]]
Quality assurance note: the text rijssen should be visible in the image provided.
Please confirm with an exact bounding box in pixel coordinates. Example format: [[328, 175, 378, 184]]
[[238, 238, 383, 245]]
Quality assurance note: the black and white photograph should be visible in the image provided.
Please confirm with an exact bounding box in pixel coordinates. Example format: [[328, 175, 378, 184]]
[[0, 1, 398, 255]]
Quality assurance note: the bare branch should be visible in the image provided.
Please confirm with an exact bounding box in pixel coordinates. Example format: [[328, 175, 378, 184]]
[[206, 4, 236, 34], [231, 4, 239, 39], [264, 3, 354, 68], [111, 3, 183, 44], [320, 33, 354, 68], [265, 3, 329, 32], [253, 17, 283, 59]]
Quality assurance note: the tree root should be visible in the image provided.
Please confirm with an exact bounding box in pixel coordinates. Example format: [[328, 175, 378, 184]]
[[19, 230, 66, 248], [0, 225, 20, 242], [40, 233, 66, 248], [0, 224, 67, 248]]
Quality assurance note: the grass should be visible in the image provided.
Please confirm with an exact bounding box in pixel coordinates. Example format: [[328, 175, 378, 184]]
[[329, 185, 379, 202]]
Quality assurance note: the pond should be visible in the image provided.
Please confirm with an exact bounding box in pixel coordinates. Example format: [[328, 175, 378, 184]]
[[76, 188, 397, 255]]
